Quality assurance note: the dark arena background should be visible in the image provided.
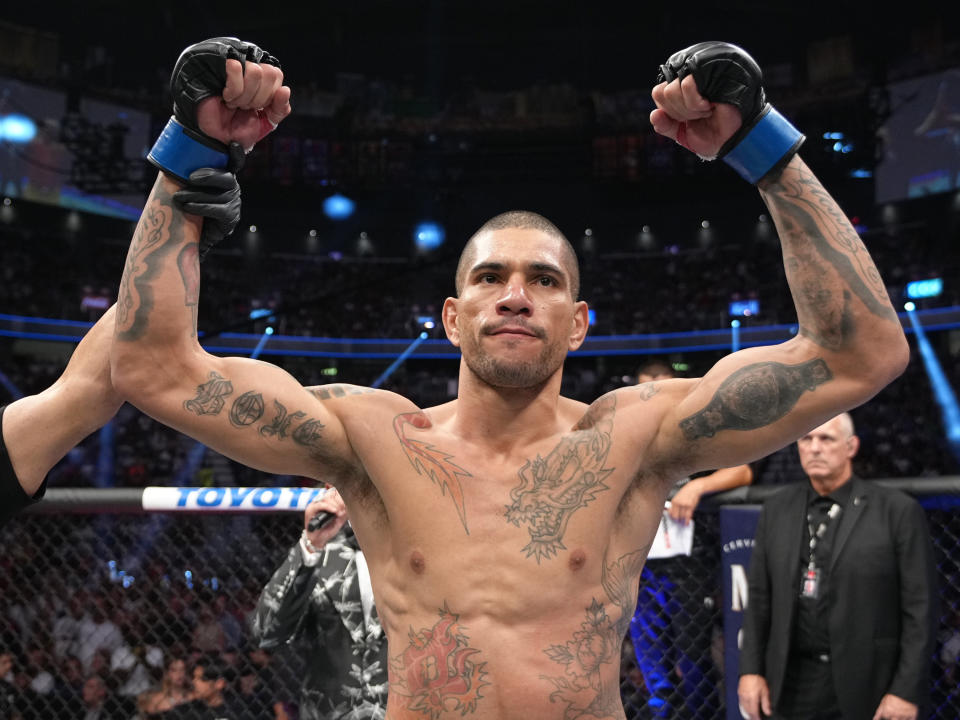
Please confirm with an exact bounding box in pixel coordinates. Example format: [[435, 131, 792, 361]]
[[2, 2, 960, 719]]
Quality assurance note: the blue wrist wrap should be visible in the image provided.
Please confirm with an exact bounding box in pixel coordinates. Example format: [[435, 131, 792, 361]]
[[147, 117, 229, 183], [722, 106, 805, 184]]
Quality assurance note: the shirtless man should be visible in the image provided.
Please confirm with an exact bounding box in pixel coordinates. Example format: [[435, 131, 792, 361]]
[[110, 39, 908, 719]]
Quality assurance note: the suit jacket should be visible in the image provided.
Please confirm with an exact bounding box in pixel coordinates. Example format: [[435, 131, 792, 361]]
[[739, 477, 937, 720], [253, 527, 388, 720]]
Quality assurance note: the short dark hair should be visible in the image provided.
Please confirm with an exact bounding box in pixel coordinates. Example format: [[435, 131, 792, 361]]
[[455, 211, 580, 299], [194, 655, 229, 681], [637, 359, 675, 380]]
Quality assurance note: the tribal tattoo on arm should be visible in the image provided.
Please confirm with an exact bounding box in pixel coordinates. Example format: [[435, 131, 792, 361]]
[[505, 394, 616, 562], [116, 179, 183, 341], [761, 163, 899, 350], [679, 358, 832, 440]]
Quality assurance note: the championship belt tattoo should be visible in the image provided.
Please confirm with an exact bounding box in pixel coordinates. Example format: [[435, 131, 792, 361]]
[[680, 358, 832, 440]]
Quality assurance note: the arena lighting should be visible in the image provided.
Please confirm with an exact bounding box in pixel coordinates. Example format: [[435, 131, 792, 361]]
[[729, 299, 759, 317], [371, 332, 430, 388], [730, 319, 741, 352], [323, 193, 355, 220], [906, 278, 943, 300], [905, 305, 960, 463], [0, 114, 37, 143], [249, 308, 274, 321], [250, 327, 275, 360], [414, 222, 445, 251], [0, 368, 23, 400]]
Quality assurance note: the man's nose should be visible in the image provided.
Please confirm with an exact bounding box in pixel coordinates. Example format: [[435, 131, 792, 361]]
[[497, 278, 532, 315]]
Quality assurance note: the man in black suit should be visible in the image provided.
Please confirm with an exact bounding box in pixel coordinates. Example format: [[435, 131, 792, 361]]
[[738, 412, 936, 720]]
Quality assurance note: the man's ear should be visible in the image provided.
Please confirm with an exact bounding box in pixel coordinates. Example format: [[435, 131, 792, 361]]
[[442, 297, 461, 347], [568, 301, 590, 351], [846, 434, 860, 459]]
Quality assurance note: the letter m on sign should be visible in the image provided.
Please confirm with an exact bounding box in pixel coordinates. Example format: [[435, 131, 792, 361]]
[[730, 564, 749, 612]]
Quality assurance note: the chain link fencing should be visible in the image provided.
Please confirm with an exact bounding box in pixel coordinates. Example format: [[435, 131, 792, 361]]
[[0, 485, 958, 720]]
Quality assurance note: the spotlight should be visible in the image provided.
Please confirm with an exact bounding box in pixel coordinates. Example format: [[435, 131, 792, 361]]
[[414, 222, 445, 251], [323, 194, 355, 220]]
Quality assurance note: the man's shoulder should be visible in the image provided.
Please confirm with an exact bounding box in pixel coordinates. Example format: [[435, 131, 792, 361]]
[[306, 383, 413, 410], [856, 477, 924, 511]]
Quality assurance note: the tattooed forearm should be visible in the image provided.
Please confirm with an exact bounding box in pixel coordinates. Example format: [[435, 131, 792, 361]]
[[680, 358, 832, 440], [761, 164, 898, 349], [177, 243, 200, 337], [116, 179, 184, 340], [184, 372, 233, 416], [389, 604, 489, 717]]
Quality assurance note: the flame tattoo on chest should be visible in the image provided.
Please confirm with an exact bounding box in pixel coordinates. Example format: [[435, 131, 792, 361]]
[[394, 412, 473, 533], [505, 394, 617, 563]]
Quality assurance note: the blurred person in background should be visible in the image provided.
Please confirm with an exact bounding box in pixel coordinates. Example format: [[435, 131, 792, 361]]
[[254, 488, 388, 720], [139, 657, 192, 718]]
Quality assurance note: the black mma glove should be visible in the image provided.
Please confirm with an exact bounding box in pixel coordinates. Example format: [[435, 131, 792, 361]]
[[659, 42, 805, 183], [172, 143, 244, 261], [148, 37, 279, 183]]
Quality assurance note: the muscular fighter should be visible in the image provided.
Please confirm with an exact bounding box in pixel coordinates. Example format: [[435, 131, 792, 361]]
[[110, 39, 909, 720]]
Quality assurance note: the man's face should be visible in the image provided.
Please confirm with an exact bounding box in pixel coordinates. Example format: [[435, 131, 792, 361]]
[[443, 228, 588, 389], [83, 676, 106, 706], [192, 666, 220, 703], [797, 415, 858, 483]]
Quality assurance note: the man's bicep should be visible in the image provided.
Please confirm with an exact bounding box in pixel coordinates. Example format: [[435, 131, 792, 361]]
[[130, 355, 353, 479], [659, 338, 872, 473]]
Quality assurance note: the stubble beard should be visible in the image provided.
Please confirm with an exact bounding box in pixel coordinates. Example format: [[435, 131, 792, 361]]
[[463, 335, 567, 389]]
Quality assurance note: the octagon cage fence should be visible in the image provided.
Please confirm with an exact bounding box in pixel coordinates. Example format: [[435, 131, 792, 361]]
[[1, 480, 959, 720]]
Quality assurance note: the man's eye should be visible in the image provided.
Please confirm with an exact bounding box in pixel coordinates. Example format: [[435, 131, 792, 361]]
[[537, 276, 556, 286], [480, 274, 498, 283]]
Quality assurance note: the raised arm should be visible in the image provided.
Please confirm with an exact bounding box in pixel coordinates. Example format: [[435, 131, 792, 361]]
[[110, 39, 354, 481], [1, 306, 122, 522], [646, 43, 908, 474]]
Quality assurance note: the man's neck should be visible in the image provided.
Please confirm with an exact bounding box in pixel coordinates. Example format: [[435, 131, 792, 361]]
[[809, 469, 853, 496], [451, 367, 567, 450]]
